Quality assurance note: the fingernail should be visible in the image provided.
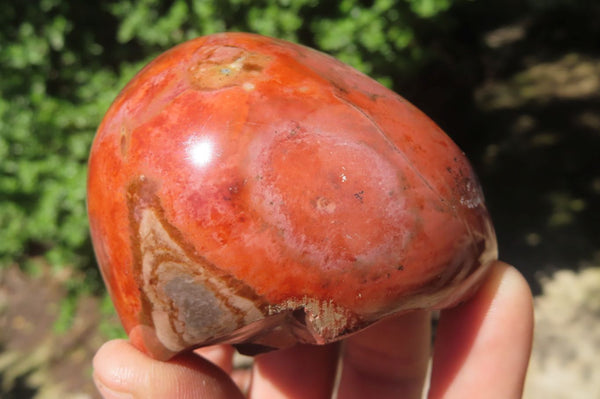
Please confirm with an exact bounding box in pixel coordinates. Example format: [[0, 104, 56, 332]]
[[93, 374, 134, 399]]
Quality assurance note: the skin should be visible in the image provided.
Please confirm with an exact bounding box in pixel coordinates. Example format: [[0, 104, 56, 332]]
[[93, 261, 533, 398]]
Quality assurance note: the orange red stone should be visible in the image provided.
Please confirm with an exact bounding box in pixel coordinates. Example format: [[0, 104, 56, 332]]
[[87, 33, 497, 360]]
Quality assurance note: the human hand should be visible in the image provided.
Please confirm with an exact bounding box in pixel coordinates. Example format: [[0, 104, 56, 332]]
[[92, 261, 533, 399]]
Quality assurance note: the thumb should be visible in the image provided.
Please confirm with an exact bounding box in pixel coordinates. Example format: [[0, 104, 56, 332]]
[[93, 339, 244, 399]]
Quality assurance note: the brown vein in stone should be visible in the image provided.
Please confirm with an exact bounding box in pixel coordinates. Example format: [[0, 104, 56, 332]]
[[126, 175, 268, 348]]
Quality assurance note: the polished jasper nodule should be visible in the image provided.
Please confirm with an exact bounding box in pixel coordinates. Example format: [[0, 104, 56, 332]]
[[87, 32, 497, 360]]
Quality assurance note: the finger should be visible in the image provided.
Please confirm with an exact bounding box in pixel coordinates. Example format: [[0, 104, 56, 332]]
[[194, 344, 235, 373], [428, 261, 534, 399], [194, 345, 252, 394], [232, 367, 252, 395], [93, 339, 244, 399], [249, 343, 340, 399], [335, 310, 431, 399]]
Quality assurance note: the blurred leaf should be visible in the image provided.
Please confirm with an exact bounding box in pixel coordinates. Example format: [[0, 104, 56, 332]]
[[409, 0, 453, 18]]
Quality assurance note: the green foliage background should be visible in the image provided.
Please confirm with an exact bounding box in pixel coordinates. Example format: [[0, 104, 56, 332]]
[[0, 0, 461, 287]]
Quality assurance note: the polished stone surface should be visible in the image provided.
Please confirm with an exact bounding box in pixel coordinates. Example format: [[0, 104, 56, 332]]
[[87, 32, 497, 360]]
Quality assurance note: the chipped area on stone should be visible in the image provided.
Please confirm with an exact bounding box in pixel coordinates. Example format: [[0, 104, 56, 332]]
[[459, 180, 484, 209], [268, 296, 357, 344]]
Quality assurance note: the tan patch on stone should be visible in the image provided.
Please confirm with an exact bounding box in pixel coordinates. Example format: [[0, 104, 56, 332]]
[[188, 45, 270, 91], [127, 177, 267, 353]]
